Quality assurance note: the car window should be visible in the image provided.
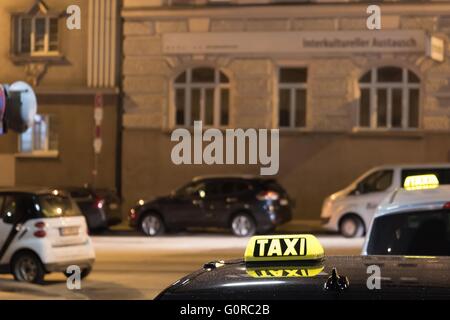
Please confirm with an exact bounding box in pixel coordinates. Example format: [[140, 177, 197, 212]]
[[0, 195, 28, 224], [221, 181, 235, 195], [177, 182, 207, 198], [38, 194, 81, 218], [235, 181, 252, 194], [359, 170, 393, 194], [69, 189, 92, 198], [1, 196, 17, 223], [367, 210, 450, 256], [0, 196, 4, 214], [402, 168, 450, 185], [204, 181, 222, 197]]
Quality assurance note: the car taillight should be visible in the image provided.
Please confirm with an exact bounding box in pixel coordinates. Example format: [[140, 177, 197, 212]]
[[130, 208, 137, 220], [34, 221, 46, 228], [34, 230, 46, 238], [94, 198, 105, 209], [257, 191, 280, 201], [443, 202, 450, 209], [34, 221, 46, 238]]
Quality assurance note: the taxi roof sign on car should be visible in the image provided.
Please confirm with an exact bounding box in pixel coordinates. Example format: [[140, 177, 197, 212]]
[[244, 234, 324, 263], [403, 174, 439, 191]]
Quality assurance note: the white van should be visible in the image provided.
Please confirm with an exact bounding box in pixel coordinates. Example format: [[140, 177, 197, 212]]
[[0, 188, 95, 283], [321, 164, 450, 238]]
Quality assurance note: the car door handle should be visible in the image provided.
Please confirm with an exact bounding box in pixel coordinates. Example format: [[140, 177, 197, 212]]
[[226, 197, 238, 203], [192, 199, 202, 205]]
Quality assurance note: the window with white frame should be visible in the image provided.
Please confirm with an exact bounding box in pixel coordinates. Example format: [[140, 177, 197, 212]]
[[14, 15, 59, 56], [278, 67, 307, 128], [358, 67, 420, 130], [174, 67, 230, 127], [19, 114, 58, 154]]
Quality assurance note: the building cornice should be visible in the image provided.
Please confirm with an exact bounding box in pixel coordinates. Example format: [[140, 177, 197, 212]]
[[122, 3, 450, 19], [35, 87, 120, 96]]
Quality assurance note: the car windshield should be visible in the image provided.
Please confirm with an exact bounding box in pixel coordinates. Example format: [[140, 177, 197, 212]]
[[38, 194, 82, 218], [367, 210, 450, 256]]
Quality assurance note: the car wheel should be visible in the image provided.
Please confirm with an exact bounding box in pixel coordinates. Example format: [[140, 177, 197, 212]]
[[12, 252, 45, 284], [63, 266, 92, 279], [140, 213, 165, 236], [231, 214, 256, 237], [339, 215, 364, 238]]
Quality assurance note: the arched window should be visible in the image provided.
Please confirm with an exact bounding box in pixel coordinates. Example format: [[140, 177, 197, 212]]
[[359, 67, 420, 129], [174, 67, 230, 127]]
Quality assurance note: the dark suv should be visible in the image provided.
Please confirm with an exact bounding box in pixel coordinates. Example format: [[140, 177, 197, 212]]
[[129, 175, 292, 237]]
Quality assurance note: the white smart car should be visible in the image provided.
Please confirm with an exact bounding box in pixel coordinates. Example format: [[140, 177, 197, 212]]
[[0, 188, 95, 283], [321, 163, 450, 238], [362, 183, 450, 256]]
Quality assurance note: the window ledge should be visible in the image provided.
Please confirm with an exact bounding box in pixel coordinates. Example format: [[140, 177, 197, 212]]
[[278, 128, 317, 136], [15, 151, 59, 159], [10, 53, 65, 65], [350, 128, 424, 139]]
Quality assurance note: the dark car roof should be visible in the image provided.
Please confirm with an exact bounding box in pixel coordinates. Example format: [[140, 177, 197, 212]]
[[157, 255, 450, 300], [0, 186, 65, 195]]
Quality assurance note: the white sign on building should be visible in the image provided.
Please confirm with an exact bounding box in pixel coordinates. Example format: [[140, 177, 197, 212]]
[[426, 35, 445, 62], [163, 30, 426, 55]]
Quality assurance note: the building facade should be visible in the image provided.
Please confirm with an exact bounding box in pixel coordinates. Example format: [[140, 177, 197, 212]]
[[121, 0, 450, 220], [0, 0, 120, 192]]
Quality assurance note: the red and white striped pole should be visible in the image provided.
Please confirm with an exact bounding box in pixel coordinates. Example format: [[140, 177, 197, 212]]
[[93, 93, 103, 185]]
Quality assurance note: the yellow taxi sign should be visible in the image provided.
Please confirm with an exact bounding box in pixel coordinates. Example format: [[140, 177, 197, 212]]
[[404, 174, 439, 191], [244, 234, 324, 263], [246, 265, 324, 278]]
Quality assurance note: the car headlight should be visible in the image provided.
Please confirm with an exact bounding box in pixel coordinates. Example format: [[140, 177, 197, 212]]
[[321, 198, 333, 218]]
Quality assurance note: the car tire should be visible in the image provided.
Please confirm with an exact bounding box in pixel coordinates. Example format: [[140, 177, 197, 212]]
[[63, 266, 92, 279], [231, 213, 256, 237], [339, 215, 365, 238], [140, 212, 165, 236], [11, 252, 45, 284]]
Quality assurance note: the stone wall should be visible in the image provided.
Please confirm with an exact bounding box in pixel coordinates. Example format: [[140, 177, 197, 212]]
[[122, 13, 450, 132]]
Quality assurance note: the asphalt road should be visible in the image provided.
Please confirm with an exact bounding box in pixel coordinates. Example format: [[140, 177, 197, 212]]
[[0, 234, 364, 300]]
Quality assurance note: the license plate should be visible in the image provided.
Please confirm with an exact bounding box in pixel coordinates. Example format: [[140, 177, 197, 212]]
[[109, 203, 118, 210], [280, 199, 289, 206], [60, 227, 79, 236]]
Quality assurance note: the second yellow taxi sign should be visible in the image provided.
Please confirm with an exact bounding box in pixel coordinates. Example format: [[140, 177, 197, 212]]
[[244, 234, 325, 263], [404, 174, 439, 190]]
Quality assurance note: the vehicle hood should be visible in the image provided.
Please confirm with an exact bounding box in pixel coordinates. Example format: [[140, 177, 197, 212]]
[[157, 256, 450, 300]]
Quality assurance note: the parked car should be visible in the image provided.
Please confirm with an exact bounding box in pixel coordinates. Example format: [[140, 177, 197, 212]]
[[0, 188, 95, 284], [63, 187, 122, 232], [129, 175, 292, 237], [321, 163, 450, 238], [362, 184, 450, 256]]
